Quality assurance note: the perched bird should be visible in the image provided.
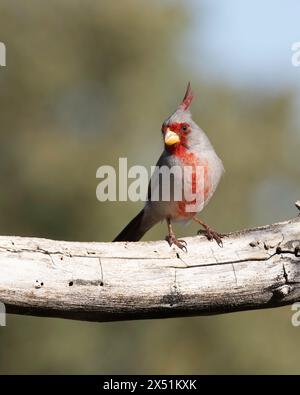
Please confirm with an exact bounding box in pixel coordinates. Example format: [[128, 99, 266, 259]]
[[114, 83, 224, 250]]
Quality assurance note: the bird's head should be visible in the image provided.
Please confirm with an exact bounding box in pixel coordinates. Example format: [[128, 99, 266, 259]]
[[161, 82, 197, 152]]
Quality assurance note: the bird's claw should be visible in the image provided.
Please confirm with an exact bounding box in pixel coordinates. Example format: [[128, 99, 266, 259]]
[[165, 235, 187, 252], [197, 228, 225, 247]]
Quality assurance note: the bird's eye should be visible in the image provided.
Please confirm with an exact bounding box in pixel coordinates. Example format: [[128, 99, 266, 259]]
[[182, 124, 188, 131]]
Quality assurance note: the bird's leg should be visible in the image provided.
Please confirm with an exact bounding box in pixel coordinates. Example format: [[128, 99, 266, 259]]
[[165, 218, 187, 251], [193, 217, 224, 247]]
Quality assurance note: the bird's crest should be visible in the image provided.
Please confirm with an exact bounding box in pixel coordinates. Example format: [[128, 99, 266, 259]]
[[178, 82, 194, 111]]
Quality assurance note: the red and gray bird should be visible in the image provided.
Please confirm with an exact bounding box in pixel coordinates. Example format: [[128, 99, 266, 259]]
[[114, 83, 224, 250]]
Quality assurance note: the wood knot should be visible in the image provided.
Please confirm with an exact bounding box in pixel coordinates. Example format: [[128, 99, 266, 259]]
[[272, 285, 292, 298]]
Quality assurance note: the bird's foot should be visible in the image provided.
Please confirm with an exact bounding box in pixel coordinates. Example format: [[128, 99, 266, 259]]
[[165, 235, 187, 252], [197, 227, 224, 247]]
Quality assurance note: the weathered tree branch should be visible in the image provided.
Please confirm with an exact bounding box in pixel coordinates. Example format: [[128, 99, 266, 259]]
[[0, 206, 300, 322]]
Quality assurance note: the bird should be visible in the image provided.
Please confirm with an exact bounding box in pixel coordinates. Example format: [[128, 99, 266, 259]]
[[113, 83, 224, 250]]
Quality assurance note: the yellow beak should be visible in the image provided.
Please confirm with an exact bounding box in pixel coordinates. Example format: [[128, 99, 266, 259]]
[[164, 129, 180, 146]]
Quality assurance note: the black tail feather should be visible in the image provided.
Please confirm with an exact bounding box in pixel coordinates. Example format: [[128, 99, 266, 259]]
[[113, 209, 146, 242]]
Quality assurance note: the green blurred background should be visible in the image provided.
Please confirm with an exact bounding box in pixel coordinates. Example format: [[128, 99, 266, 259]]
[[0, 0, 300, 374]]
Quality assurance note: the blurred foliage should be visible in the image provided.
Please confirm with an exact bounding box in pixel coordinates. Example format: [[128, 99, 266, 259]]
[[0, 0, 300, 374]]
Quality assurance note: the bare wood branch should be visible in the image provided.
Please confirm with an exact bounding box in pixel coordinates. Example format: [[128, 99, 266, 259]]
[[0, 212, 300, 322]]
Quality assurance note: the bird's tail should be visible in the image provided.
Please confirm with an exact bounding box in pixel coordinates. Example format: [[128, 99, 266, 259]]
[[113, 209, 149, 242]]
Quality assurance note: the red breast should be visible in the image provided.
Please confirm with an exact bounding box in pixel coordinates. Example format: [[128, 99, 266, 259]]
[[170, 145, 212, 219]]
